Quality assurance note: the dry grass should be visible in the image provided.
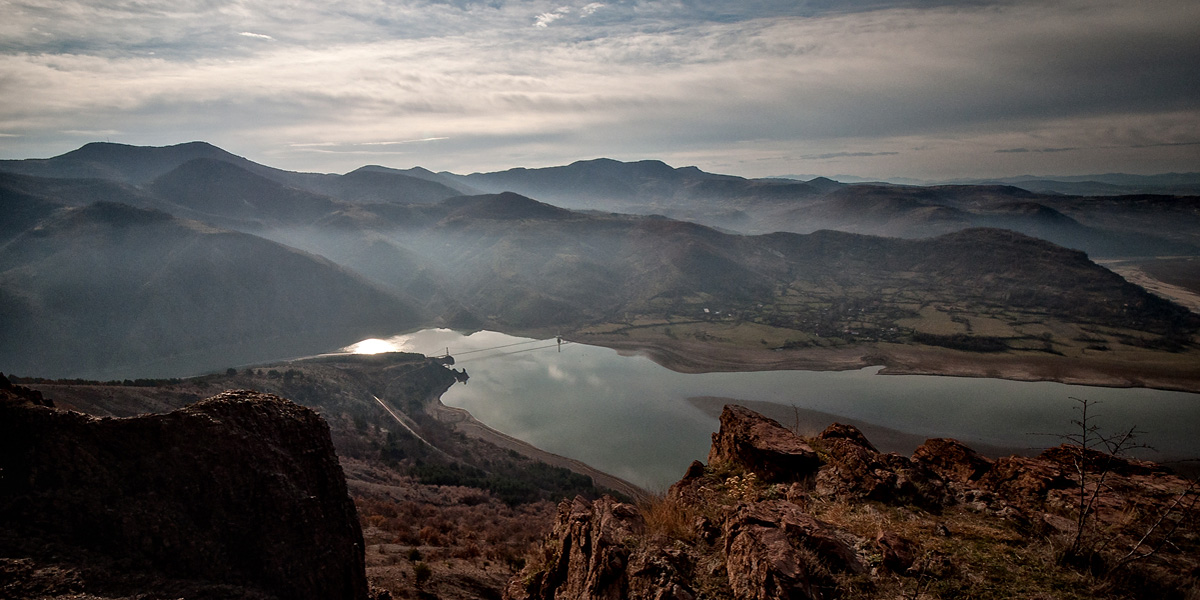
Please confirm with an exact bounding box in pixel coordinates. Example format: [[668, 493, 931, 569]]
[[639, 493, 698, 542]]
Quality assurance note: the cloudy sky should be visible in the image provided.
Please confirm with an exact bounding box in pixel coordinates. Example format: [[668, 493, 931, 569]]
[[1, 0, 1197, 180]]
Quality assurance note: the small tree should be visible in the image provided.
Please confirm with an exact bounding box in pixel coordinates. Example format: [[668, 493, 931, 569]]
[[412, 561, 432, 589], [1058, 397, 1145, 564], [1054, 397, 1199, 578]]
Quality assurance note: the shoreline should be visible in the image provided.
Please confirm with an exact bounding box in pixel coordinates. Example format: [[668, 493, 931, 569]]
[[423, 391, 649, 502], [572, 335, 1200, 395]]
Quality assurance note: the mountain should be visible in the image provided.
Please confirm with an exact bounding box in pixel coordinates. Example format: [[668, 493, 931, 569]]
[[0, 202, 423, 378], [0, 141, 474, 206], [454, 158, 746, 208], [7, 144, 1196, 258], [0, 174, 69, 243], [977, 172, 1200, 196], [1, 142, 1196, 382], [775, 184, 1200, 256], [370, 195, 1196, 346], [0, 141, 270, 184], [450, 159, 1200, 257], [146, 157, 345, 226], [328, 165, 479, 200]]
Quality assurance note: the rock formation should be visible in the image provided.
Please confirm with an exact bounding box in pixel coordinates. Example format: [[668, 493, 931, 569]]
[[508, 404, 1200, 600], [0, 385, 369, 600], [708, 404, 821, 483]]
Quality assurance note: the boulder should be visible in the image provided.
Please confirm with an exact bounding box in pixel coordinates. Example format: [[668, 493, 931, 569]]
[[1039, 444, 1168, 477], [875, 530, 918, 573], [912, 438, 994, 483], [978, 456, 1070, 509], [817, 422, 878, 453], [506, 495, 693, 600], [708, 405, 821, 483], [814, 424, 951, 509], [723, 500, 865, 600]]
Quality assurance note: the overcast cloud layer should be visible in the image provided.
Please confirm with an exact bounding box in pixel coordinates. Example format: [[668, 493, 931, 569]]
[[1, 0, 1197, 179]]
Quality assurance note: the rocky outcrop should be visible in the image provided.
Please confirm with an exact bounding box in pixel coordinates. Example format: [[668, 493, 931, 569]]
[[708, 405, 821, 483], [976, 455, 1070, 509], [723, 500, 865, 600], [0, 388, 368, 600], [911, 438, 993, 484], [814, 423, 951, 509], [508, 404, 1199, 600], [505, 496, 694, 600]]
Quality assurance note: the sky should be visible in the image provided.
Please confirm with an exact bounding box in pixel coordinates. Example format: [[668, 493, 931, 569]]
[[0, 0, 1197, 180]]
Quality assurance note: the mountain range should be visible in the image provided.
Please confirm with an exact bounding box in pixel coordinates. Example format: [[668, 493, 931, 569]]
[[0, 142, 1197, 380]]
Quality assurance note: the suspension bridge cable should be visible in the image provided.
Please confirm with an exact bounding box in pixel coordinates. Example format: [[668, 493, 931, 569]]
[[452, 341, 573, 364], [447, 338, 546, 356]]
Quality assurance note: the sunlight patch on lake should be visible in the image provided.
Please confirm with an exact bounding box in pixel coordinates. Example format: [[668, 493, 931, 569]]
[[346, 338, 399, 354]]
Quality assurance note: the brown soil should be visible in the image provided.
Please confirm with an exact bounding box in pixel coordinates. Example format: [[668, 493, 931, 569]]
[[574, 334, 1200, 393]]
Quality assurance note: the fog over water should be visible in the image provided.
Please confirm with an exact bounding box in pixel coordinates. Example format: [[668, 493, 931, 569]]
[[350, 329, 1200, 490]]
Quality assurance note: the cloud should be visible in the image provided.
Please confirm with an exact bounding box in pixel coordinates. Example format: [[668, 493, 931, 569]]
[[802, 151, 901, 160], [60, 129, 122, 136], [0, 0, 1197, 179], [290, 138, 449, 148], [996, 147, 1076, 154], [238, 32, 275, 41], [547, 364, 574, 382], [533, 7, 570, 28]]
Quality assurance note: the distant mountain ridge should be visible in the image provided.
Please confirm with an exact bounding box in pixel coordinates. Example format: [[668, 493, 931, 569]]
[[0, 201, 423, 378], [778, 171, 1200, 195], [1, 141, 1197, 380]]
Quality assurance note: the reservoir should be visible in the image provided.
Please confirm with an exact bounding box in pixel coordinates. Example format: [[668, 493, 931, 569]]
[[349, 329, 1200, 490]]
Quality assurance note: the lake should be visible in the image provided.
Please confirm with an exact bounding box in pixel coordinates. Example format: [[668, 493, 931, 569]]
[[347, 329, 1200, 490]]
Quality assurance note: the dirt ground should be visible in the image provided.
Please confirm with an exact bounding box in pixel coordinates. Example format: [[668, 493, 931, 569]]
[[573, 334, 1200, 394]]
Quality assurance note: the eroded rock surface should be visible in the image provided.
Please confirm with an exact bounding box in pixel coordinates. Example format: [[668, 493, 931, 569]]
[[0, 387, 368, 600], [505, 495, 695, 600], [814, 423, 951, 509], [708, 404, 821, 483], [508, 404, 1199, 600]]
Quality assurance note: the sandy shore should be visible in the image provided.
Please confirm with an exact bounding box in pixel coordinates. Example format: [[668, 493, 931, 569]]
[[574, 335, 1200, 394], [1099, 259, 1200, 314]]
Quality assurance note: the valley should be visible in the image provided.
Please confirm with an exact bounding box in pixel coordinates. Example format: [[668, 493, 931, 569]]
[[3, 141, 1199, 599], [2, 142, 1198, 389]]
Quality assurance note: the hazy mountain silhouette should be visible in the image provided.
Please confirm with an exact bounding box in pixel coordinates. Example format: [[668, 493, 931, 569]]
[[371, 195, 1193, 335], [446, 159, 1199, 257], [0, 202, 422, 379], [959, 172, 1200, 196], [146, 158, 344, 226], [331, 165, 479, 199], [6, 143, 1194, 257], [2, 142, 1197, 378], [452, 158, 739, 207], [0, 141, 267, 184]]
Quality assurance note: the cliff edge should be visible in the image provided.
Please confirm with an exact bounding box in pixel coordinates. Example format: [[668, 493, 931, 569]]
[[0, 377, 368, 600]]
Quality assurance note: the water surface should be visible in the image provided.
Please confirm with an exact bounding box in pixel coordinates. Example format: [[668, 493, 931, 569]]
[[352, 329, 1200, 490]]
